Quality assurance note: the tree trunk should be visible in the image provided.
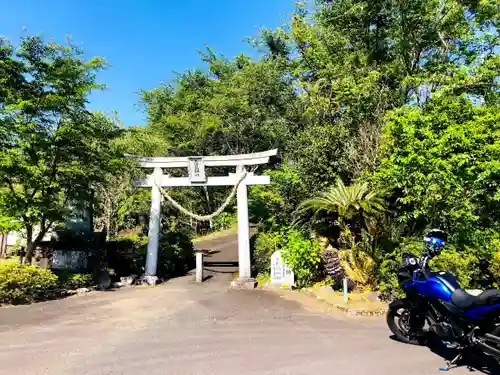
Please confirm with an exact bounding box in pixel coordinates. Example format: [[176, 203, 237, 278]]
[[24, 241, 37, 265], [105, 199, 112, 241], [23, 225, 33, 265], [23, 223, 49, 265], [89, 189, 95, 232], [0, 233, 6, 257]]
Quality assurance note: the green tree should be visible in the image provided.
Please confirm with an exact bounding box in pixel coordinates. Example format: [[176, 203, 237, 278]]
[[374, 94, 500, 244], [92, 126, 170, 239], [286, 0, 500, 184], [0, 36, 122, 262], [140, 49, 301, 228]]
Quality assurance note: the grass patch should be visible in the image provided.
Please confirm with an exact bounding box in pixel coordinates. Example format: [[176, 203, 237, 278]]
[[256, 272, 270, 286], [192, 225, 237, 243]]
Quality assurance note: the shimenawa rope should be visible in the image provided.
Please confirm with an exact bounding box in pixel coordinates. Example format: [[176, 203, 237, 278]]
[[155, 170, 248, 221]]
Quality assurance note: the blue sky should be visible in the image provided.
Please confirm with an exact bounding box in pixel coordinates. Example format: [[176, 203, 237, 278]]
[[0, 0, 295, 126]]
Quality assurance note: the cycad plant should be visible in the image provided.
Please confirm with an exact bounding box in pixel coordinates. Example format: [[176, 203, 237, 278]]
[[337, 225, 377, 291], [296, 178, 385, 228], [296, 179, 385, 290]]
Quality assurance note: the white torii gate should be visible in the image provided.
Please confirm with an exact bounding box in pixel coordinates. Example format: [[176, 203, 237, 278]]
[[135, 149, 277, 286]]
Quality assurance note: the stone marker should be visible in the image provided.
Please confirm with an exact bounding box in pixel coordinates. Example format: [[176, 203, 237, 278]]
[[271, 250, 294, 286]]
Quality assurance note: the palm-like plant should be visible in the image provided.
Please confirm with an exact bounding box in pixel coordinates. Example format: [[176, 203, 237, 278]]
[[296, 178, 385, 226], [297, 179, 384, 290]]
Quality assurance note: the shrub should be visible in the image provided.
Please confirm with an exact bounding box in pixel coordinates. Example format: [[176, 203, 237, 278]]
[[55, 271, 94, 290], [281, 229, 323, 287], [107, 235, 147, 277], [490, 251, 500, 288], [377, 239, 424, 300], [253, 227, 323, 287], [253, 230, 287, 273], [134, 230, 195, 278], [0, 260, 58, 304], [431, 248, 479, 289]]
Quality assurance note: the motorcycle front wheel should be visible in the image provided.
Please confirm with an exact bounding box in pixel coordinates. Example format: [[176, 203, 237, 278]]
[[387, 299, 425, 345]]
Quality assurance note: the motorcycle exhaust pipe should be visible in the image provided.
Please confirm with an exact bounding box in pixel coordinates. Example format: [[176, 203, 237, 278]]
[[475, 338, 500, 359], [485, 333, 500, 346]]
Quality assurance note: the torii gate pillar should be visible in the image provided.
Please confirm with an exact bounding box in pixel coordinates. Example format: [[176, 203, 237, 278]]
[[236, 165, 251, 280], [145, 167, 163, 277], [134, 149, 277, 287]]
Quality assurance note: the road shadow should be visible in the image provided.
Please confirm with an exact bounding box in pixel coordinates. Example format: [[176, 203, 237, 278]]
[[204, 261, 238, 267], [389, 335, 500, 373], [199, 250, 221, 257], [204, 261, 239, 274]]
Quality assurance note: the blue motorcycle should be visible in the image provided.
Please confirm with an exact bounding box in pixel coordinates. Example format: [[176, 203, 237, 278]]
[[387, 229, 500, 371]]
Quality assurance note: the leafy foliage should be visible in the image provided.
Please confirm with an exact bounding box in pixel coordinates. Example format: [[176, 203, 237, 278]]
[[337, 226, 378, 291], [250, 166, 308, 230], [211, 212, 237, 232], [431, 248, 479, 289], [254, 227, 323, 287], [0, 36, 122, 261], [55, 271, 94, 290], [253, 230, 288, 274], [0, 260, 58, 304], [136, 0, 499, 292], [133, 230, 195, 278], [2, 0, 499, 295], [297, 178, 384, 224], [374, 97, 500, 240], [281, 229, 323, 287]]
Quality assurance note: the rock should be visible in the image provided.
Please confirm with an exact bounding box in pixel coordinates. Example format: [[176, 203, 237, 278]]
[[120, 275, 137, 286], [367, 291, 380, 302], [112, 282, 124, 288], [230, 278, 257, 289], [136, 275, 158, 286], [76, 287, 90, 294]]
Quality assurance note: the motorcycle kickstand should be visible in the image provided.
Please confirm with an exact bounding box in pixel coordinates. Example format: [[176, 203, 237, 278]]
[[439, 352, 463, 372]]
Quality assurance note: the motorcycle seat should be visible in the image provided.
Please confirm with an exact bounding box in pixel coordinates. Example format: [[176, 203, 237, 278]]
[[451, 288, 500, 309]]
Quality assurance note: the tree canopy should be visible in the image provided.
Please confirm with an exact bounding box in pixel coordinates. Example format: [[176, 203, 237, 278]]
[[0, 36, 122, 261]]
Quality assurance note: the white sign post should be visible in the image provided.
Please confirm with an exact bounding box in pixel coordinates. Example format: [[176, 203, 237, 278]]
[[134, 149, 277, 286], [271, 250, 295, 287]]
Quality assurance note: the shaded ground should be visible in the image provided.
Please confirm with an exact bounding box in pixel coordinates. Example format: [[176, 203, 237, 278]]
[[0, 234, 487, 375]]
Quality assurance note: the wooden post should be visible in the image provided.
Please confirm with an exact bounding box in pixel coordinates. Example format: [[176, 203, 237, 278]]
[[195, 251, 204, 283], [343, 277, 349, 303]]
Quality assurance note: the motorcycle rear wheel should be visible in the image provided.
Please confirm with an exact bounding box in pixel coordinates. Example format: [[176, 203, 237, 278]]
[[387, 300, 425, 345]]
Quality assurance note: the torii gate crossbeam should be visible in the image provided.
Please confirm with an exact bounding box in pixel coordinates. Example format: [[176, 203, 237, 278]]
[[135, 149, 277, 287]]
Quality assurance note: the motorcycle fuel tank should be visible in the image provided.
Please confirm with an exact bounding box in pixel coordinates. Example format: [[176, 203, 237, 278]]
[[413, 271, 459, 302]]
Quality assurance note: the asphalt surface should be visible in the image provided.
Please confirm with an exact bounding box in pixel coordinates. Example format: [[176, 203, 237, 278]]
[[0, 235, 490, 375]]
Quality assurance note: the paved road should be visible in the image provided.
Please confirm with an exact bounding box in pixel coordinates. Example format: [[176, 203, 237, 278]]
[[193, 232, 239, 276], [0, 235, 490, 374]]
